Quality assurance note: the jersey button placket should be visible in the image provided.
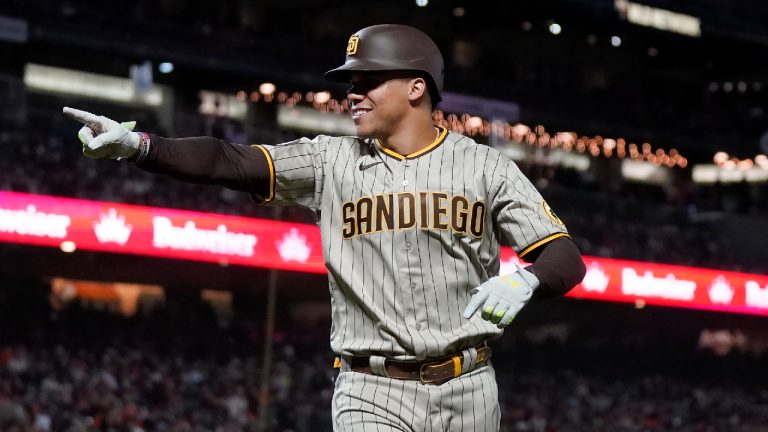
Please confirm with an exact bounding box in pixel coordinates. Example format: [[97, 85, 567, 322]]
[[397, 158, 422, 332], [391, 160, 413, 326]]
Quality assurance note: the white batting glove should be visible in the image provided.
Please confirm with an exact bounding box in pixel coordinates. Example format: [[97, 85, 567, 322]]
[[62, 107, 140, 159], [463, 262, 540, 328]]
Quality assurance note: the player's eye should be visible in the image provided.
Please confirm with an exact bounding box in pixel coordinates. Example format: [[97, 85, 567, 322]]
[[348, 77, 386, 95]]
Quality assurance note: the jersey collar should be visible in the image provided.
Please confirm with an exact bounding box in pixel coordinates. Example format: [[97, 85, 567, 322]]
[[375, 125, 448, 161]]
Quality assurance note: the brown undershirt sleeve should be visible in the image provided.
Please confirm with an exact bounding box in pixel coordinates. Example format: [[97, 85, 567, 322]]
[[134, 134, 272, 199], [524, 237, 586, 301]]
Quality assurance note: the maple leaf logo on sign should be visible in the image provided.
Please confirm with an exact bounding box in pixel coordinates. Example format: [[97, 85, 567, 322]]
[[277, 228, 311, 263], [93, 209, 132, 245], [708, 276, 735, 305], [745, 281, 768, 309]]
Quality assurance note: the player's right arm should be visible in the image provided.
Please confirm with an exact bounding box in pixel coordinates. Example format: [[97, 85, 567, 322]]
[[62, 107, 325, 208]]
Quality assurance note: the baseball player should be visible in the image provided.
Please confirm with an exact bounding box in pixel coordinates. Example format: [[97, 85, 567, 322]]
[[64, 24, 585, 431]]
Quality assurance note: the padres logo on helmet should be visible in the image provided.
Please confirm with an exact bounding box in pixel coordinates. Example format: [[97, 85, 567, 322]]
[[347, 34, 360, 55]]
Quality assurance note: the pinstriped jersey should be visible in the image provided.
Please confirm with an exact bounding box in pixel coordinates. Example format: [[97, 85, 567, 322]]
[[253, 126, 569, 360]]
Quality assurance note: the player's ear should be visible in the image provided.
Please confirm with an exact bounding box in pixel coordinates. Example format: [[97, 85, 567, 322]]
[[407, 77, 428, 102]]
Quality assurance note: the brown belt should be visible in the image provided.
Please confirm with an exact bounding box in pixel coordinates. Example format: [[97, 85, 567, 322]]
[[338, 344, 492, 385]]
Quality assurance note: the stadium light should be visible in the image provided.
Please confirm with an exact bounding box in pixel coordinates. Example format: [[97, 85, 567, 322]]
[[314, 91, 331, 104], [24, 63, 163, 106], [549, 23, 562, 35], [158, 62, 174, 74], [615, 0, 701, 37], [259, 82, 276, 96], [416, 0, 428, 6], [60, 241, 76, 253], [467, 116, 483, 128], [713, 151, 729, 164], [611, 36, 622, 47]]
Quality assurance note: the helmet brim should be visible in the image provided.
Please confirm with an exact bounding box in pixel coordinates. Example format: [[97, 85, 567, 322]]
[[324, 59, 442, 104], [324, 59, 417, 83]]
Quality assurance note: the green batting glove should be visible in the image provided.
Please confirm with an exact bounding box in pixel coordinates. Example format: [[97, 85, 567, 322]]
[[463, 262, 539, 328], [62, 107, 140, 160]]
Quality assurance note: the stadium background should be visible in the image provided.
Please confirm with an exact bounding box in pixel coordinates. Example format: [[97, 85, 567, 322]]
[[1, 0, 768, 431]]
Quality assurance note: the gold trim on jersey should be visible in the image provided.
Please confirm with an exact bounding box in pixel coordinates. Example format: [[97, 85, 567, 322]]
[[250, 144, 275, 203], [375, 125, 448, 161], [518, 232, 571, 260]]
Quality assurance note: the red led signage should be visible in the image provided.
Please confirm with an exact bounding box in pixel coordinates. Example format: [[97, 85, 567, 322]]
[[2, 191, 767, 316]]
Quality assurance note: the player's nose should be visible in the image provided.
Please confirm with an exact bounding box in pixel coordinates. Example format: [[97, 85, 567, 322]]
[[347, 90, 364, 105]]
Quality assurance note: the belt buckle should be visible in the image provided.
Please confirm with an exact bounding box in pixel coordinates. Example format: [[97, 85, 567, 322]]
[[419, 356, 459, 384], [419, 360, 443, 384]]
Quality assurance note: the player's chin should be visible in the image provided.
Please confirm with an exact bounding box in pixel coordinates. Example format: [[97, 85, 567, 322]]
[[353, 122, 375, 139]]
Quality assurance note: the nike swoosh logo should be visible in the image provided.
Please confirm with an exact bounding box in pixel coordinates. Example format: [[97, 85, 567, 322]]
[[359, 161, 382, 171]]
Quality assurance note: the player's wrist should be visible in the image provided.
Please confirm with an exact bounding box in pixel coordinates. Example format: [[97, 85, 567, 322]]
[[497, 266, 539, 293], [518, 267, 540, 291], [128, 132, 151, 162]]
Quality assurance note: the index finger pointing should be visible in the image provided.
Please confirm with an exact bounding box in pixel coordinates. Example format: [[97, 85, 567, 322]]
[[62, 107, 100, 127]]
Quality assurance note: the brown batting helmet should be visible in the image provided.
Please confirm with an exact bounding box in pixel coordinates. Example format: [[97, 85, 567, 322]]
[[324, 24, 444, 103]]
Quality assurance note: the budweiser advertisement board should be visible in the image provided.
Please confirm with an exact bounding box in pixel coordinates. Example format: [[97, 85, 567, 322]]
[[0, 191, 325, 273], [2, 191, 767, 316]]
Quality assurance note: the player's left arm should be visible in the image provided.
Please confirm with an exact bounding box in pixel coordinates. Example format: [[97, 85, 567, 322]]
[[524, 236, 585, 301], [463, 158, 586, 328]]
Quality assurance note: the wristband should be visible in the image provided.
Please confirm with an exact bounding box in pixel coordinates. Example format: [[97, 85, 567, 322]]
[[133, 132, 151, 163]]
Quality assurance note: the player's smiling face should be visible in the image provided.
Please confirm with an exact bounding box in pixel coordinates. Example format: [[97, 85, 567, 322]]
[[347, 71, 417, 139]]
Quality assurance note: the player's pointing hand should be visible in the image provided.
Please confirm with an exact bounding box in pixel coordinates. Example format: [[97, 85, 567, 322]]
[[463, 262, 540, 328], [62, 107, 141, 160]]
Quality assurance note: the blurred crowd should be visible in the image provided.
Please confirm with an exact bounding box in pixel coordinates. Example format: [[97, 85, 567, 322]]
[[1, 284, 767, 432], [0, 285, 334, 432], [541, 185, 762, 273]]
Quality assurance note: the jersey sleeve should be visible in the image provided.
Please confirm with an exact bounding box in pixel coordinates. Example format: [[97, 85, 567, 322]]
[[249, 135, 330, 211], [490, 158, 570, 261]]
